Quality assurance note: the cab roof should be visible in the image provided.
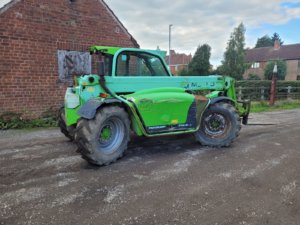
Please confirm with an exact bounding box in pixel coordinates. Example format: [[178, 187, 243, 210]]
[[89, 45, 166, 58], [89, 46, 122, 55]]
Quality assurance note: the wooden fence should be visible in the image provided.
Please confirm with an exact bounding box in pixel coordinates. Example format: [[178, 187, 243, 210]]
[[236, 86, 300, 101]]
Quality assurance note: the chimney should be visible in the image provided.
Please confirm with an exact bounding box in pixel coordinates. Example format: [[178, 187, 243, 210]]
[[274, 39, 280, 50]]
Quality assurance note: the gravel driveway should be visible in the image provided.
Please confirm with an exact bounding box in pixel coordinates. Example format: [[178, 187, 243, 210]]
[[1, 109, 300, 225]]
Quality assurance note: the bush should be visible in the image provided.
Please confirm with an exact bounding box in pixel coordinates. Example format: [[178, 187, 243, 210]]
[[0, 110, 58, 130], [178, 67, 189, 76], [247, 74, 261, 80], [237, 80, 300, 88], [264, 60, 287, 80]]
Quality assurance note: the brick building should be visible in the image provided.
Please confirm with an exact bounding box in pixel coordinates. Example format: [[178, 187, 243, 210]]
[[165, 50, 192, 75], [0, 0, 139, 118], [244, 40, 300, 80]]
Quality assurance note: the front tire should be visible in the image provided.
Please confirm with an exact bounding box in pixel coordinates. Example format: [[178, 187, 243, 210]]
[[75, 106, 130, 166], [195, 102, 241, 147]]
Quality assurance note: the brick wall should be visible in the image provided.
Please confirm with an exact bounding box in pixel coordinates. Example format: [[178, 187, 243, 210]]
[[286, 60, 299, 81], [0, 0, 138, 118]]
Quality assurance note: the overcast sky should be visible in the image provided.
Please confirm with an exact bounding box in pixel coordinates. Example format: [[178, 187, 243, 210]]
[[105, 0, 300, 67], [1, 0, 299, 67]]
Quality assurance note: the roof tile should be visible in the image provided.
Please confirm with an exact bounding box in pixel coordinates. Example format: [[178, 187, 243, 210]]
[[246, 44, 300, 62]]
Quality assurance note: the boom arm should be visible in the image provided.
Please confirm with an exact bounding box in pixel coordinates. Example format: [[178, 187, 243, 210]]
[[104, 75, 234, 95]]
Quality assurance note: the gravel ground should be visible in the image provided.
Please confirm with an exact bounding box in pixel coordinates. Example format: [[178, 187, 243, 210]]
[[0, 109, 300, 225]]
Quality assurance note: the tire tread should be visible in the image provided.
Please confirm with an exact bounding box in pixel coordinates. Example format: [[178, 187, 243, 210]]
[[74, 106, 130, 166], [195, 102, 241, 147]]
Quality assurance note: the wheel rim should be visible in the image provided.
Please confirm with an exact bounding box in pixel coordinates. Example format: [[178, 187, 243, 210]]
[[98, 117, 125, 154], [203, 113, 229, 138], [100, 126, 112, 141]]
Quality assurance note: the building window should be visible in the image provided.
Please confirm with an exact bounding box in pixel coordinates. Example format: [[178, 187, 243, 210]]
[[251, 62, 260, 68], [298, 60, 300, 68], [297, 75, 300, 80]]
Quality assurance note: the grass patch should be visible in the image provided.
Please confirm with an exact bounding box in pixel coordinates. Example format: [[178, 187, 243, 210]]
[[0, 111, 58, 130], [250, 100, 300, 113], [0, 117, 58, 130]]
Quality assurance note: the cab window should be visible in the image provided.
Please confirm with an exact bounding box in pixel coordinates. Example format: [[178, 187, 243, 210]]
[[116, 51, 169, 76]]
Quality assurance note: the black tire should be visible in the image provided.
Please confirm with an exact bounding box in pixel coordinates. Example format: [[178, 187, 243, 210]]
[[75, 106, 130, 166], [195, 102, 241, 147], [58, 107, 75, 141]]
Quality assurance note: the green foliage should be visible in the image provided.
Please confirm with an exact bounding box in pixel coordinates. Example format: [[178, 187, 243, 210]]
[[271, 32, 284, 45], [237, 80, 300, 88], [255, 35, 273, 48], [178, 67, 189, 76], [254, 33, 284, 48], [188, 44, 211, 75], [221, 23, 246, 80], [0, 111, 58, 130], [247, 74, 261, 80], [209, 65, 223, 75], [251, 100, 300, 113], [264, 60, 287, 80]]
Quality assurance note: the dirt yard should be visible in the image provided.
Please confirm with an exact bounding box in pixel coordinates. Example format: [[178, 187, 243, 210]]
[[1, 109, 300, 225]]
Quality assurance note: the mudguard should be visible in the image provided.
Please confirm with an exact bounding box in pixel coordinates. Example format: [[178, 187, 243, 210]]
[[77, 98, 122, 119], [209, 97, 251, 125], [209, 97, 235, 105]]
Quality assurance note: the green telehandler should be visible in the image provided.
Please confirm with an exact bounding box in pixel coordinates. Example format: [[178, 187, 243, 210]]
[[59, 46, 250, 166]]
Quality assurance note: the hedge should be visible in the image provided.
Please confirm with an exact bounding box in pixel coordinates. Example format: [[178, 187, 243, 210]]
[[235, 80, 300, 100], [236, 80, 300, 88]]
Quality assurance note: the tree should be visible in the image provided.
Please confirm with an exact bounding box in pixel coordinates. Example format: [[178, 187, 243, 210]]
[[254, 33, 284, 48], [209, 65, 223, 75], [264, 60, 287, 80], [178, 67, 189, 76], [221, 23, 246, 80], [271, 32, 284, 45], [187, 44, 211, 75], [255, 35, 273, 48]]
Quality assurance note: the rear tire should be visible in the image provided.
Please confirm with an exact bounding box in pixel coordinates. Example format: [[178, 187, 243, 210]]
[[195, 102, 241, 147], [75, 106, 130, 166], [58, 107, 75, 141]]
